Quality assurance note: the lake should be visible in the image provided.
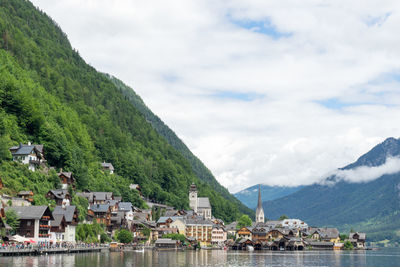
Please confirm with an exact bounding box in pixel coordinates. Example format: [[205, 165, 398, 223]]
[[1, 249, 399, 266]]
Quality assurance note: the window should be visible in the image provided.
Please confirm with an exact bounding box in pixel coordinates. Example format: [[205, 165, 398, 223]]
[[27, 221, 31, 226]]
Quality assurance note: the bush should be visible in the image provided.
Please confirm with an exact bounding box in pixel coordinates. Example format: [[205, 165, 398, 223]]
[[344, 241, 354, 250], [116, 229, 133, 244]]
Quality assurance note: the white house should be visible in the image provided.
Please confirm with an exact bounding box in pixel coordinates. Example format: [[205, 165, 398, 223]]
[[9, 142, 44, 171], [281, 219, 308, 230]]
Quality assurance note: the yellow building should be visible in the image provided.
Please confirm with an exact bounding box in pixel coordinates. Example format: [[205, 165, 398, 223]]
[[170, 218, 186, 235], [185, 219, 212, 247]]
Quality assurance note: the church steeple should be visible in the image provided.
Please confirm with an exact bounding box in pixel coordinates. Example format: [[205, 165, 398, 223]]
[[255, 184, 265, 223]]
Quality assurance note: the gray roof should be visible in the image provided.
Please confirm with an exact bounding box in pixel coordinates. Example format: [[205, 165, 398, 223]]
[[106, 199, 118, 206], [155, 238, 177, 244], [101, 162, 114, 170], [314, 228, 339, 239], [114, 196, 122, 202], [10, 144, 43, 156], [50, 214, 64, 227], [48, 189, 69, 199], [185, 218, 213, 226], [53, 206, 76, 223], [118, 202, 132, 211], [90, 204, 110, 213], [132, 212, 148, 221], [226, 221, 238, 230], [5, 206, 52, 220], [18, 191, 33, 196], [93, 192, 113, 201], [58, 172, 73, 179], [197, 197, 211, 209], [157, 216, 183, 224]]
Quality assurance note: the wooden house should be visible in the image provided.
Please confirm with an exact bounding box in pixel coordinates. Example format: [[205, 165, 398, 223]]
[[17, 191, 34, 202]]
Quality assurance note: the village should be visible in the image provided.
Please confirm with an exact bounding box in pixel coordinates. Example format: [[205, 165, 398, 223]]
[[0, 142, 367, 254]]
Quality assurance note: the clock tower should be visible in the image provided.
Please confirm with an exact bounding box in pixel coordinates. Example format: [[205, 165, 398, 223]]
[[189, 183, 198, 212]]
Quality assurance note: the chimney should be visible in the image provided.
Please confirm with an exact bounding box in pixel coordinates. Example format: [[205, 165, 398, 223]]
[[28, 141, 31, 146], [19, 143, 22, 148]]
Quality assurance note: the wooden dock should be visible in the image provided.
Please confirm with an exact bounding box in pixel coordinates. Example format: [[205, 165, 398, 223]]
[[0, 247, 106, 256]]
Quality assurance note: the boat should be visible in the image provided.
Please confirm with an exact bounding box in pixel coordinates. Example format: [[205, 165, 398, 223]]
[[246, 245, 254, 252]]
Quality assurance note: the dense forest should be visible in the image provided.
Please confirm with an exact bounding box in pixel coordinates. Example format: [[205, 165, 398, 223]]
[[0, 0, 253, 222]]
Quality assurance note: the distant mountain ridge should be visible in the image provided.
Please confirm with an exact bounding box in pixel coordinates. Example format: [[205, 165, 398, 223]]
[[262, 137, 400, 243], [234, 184, 303, 209]]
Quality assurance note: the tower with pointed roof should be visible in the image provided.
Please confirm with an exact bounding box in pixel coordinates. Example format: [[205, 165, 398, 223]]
[[255, 184, 265, 223], [189, 182, 198, 213]]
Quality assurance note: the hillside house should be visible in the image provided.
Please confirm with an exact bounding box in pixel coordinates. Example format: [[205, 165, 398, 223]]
[[5, 206, 53, 242], [17, 191, 34, 202], [46, 189, 70, 206], [101, 162, 114, 174], [88, 204, 111, 225], [9, 143, 45, 171], [57, 172, 75, 189]]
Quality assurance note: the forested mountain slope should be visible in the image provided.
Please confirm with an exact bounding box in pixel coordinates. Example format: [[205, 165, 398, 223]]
[[0, 0, 252, 222], [263, 137, 400, 243]]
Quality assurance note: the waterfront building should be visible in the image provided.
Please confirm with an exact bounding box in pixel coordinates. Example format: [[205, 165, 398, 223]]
[[255, 185, 265, 223], [236, 226, 253, 240], [211, 224, 227, 246], [188, 183, 212, 219], [5, 206, 53, 242], [349, 232, 366, 248], [185, 218, 213, 246], [51, 205, 78, 243]]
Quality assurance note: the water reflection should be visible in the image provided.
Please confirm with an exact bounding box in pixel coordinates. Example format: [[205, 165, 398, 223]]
[[0, 249, 399, 267]]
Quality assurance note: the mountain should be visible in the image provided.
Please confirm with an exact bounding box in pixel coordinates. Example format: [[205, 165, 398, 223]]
[[0, 0, 252, 222], [263, 137, 400, 243], [234, 184, 303, 209]]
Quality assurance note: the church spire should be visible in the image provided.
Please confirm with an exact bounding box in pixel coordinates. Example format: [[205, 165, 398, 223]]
[[257, 184, 262, 209], [255, 184, 265, 223]]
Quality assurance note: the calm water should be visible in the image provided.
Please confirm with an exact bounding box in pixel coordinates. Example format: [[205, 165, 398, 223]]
[[1, 249, 400, 267]]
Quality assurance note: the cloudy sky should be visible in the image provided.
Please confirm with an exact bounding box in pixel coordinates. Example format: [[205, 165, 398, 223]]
[[31, 0, 400, 193]]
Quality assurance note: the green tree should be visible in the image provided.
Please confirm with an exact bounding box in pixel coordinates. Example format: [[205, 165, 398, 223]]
[[344, 241, 354, 250], [162, 233, 185, 243], [5, 209, 19, 234], [279, 215, 289, 220], [116, 229, 133, 244], [100, 233, 111, 243], [236, 214, 252, 229], [340, 234, 348, 241]]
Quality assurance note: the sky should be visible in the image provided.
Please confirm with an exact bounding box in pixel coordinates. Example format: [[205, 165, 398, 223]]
[[31, 0, 400, 193]]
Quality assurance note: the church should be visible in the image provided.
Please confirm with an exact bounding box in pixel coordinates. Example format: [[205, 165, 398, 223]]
[[189, 183, 212, 219], [255, 185, 265, 223]]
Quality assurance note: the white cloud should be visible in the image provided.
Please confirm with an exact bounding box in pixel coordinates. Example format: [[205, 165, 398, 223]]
[[330, 157, 400, 183], [31, 0, 400, 193]]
